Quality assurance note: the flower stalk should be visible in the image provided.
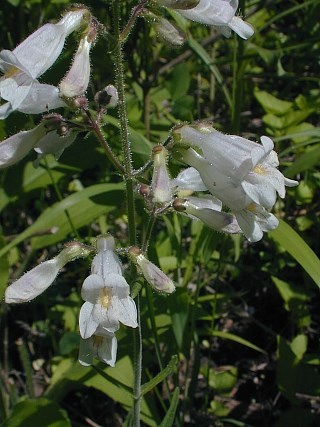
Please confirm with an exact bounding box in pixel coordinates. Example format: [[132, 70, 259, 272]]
[[112, 3, 140, 425]]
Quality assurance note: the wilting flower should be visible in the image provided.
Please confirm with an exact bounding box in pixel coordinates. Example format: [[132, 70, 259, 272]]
[[79, 327, 117, 367], [0, 116, 78, 169], [177, 0, 254, 39], [173, 195, 241, 234], [0, 8, 89, 118], [79, 236, 138, 344], [129, 246, 175, 294], [154, 17, 185, 46], [5, 243, 92, 303], [173, 124, 298, 242], [151, 145, 172, 204]]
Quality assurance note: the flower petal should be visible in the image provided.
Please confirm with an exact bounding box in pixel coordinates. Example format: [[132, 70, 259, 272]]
[[0, 124, 46, 169], [108, 296, 138, 328], [81, 274, 105, 303], [79, 301, 99, 339]]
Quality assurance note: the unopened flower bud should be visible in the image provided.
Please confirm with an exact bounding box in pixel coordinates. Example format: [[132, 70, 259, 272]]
[[73, 96, 89, 109], [172, 197, 187, 212], [151, 145, 172, 204], [95, 85, 118, 108], [129, 246, 175, 294], [5, 242, 92, 303], [59, 33, 93, 98], [137, 184, 151, 198]]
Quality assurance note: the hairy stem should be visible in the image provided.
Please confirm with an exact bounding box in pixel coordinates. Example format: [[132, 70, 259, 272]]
[[84, 108, 125, 174], [113, 2, 141, 425]]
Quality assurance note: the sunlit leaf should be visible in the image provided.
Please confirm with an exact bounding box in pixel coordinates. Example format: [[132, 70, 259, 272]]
[[269, 220, 320, 288]]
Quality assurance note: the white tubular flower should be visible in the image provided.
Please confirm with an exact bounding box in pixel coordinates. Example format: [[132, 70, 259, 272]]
[[79, 327, 117, 367], [0, 8, 89, 118], [79, 236, 138, 340], [129, 247, 175, 294], [173, 196, 241, 234], [173, 124, 298, 242], [59, 32, 94, 98], [177, 0, 254, 39], [0, 118, 78, 169], [151, 146, 173, 204], [5, 243, 92, 303]]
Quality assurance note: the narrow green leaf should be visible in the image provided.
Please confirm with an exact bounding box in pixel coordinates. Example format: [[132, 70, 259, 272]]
[[269, 220, 320, 288], [3, 398, 71, 427], [159, 387, 180, 427], [0, 237, 9, 299], [284, 145, 320, 177], [212, 331, 266, 354], [141, 355, 178, 396]]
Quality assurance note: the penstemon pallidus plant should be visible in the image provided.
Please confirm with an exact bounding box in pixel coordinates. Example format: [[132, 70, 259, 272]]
[[0, 1, 301, 426]]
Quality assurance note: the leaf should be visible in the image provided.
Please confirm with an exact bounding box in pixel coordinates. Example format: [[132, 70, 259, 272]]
[[159, 387, 180, 427], [276, 336, 320, 403], [284, 144, 320, 177], [59, 332, 80, 356], [271, 276, 311, 327], [141, 355, 178, 396], [269, 220, 320, 288], [0, 183, 124, 258], [3, 398, 71, 427], [168, 289, 190, 351], [167, 63, 191, 101], [104, 115, 154, 167], [212, 330, 266, 354], [274, 408, 317, 427], [208, 366, 238, 394], [187, 35, 232, 108], [0, 236, 9, 299], [254, 90, 293, 115], [290, 334, 308, 361], [46, 356, 158, 427]]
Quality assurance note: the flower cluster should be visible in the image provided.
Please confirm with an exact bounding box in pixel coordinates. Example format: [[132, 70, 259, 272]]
[[4, 233, 175, 367], [2, 1, 300, 377], [0, 6, 102, 168], [0, 7, 92, 118], [170, 123, 298, 242]]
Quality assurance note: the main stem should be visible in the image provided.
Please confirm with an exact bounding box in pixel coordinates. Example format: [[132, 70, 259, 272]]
[[112, 3, 141, 426]]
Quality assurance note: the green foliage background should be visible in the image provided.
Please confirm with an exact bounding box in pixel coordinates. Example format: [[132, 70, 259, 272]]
[[0, 0, 319, 426]]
